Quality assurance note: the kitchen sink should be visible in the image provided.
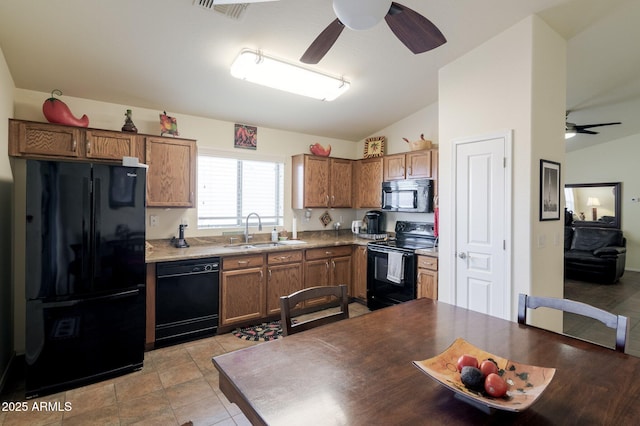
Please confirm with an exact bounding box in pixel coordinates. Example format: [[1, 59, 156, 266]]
[[224, 242, 281, 249]]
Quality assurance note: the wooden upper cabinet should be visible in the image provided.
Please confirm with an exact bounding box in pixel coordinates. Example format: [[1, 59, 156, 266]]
[[145, 136, 197, 208], [383, 150, 433, 180], [406, 150, 432, 179], [9, 119, 145, 163], [9, 119, 82, 158], [354, 157, 383, 208], [329, 158, 352, 207], [383, 153, 406, 181], [292, 154, 352, 209], [85, 129, 138, 161]]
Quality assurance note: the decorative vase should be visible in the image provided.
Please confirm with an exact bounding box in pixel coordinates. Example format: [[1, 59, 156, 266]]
[[122, 109, 138, 133]]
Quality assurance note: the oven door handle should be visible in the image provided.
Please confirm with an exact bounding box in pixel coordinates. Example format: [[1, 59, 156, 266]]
[[368, 247, 412, 256]]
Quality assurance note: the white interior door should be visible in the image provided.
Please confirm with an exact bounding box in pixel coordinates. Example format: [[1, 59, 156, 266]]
[[454, 132, 511, 319]]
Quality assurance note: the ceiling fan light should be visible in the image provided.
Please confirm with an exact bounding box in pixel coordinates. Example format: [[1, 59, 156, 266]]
[[230, 50, 350, 101], [565, 131, 576, 139], [332, 0, 392, 30]]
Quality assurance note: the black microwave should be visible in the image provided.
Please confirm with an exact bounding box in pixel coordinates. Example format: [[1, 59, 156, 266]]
[[381, 179, 434, 213]]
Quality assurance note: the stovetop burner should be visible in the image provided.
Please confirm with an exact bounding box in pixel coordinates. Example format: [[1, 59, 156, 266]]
[[367, 221, 437, 252]]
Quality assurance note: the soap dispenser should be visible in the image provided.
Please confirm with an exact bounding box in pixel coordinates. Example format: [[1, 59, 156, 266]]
[[271, 228, 278, 242]]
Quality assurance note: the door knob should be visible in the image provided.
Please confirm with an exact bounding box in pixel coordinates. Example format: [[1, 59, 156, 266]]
[[458, 252, 467, 259]]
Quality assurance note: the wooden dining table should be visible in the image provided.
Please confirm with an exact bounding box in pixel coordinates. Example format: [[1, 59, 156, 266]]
[[212, 298, 640, 425]]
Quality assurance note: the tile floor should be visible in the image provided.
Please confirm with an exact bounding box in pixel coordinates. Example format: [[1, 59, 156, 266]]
[[0, 302, 370, 426]]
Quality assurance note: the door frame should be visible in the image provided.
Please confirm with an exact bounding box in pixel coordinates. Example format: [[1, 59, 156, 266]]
[[449, 130, 513, 318]]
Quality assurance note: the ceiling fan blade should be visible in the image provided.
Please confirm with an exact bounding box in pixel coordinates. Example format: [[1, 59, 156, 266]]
[[300, 18, 345, 64], [575, 122, 621, 131], [384, 2, 446, 54], [577, 129, 599, 135]]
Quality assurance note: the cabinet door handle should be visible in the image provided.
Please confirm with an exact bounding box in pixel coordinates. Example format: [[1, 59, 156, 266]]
[[325, 251, 332, 255], [331, 260, 336, 269], [278, 256, 291, 261], [72, 139, 77, 152], [237, 260, 250, 265], [268, 269, 272, 280], [325, 195, 330, 206], [325, 261, 329, 270], [260, 270, 264, 281], [331, 195, 335, 205], [86, 139, 91, 154]]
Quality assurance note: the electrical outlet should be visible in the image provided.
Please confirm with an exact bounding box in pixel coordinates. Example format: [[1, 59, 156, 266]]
[[149, 215, 159, 227], [181, 217, 189, 226], [537, 234, 546, 248]]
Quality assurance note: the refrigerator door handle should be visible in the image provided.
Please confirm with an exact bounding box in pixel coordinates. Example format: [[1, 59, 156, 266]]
[[42, 288, 141, 308]]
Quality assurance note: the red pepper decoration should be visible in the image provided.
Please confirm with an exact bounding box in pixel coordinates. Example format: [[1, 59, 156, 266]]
[[42, 89, 89, 127]]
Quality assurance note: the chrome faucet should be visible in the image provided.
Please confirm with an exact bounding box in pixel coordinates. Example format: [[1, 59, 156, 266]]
[[244, 212, 262, 243]]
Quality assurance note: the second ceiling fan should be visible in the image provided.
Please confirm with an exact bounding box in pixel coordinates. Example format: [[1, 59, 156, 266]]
[[565, 112, 621, 139]]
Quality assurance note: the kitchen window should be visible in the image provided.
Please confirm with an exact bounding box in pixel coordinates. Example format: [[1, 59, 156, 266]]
[[197, 153, 284, 229]]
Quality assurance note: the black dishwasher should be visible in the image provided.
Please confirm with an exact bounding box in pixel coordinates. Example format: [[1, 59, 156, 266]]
[[155, 257, 220, 347]]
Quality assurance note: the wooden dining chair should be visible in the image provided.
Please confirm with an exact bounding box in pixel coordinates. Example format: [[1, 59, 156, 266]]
[[279, 285, 349, 337], [517, 293, 628, 352]]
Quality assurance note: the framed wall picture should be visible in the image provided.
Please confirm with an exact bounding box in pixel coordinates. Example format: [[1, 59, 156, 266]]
[[234, 124, 257, 150], [540, 159, 561, 221], [363, 136, 385, 158]]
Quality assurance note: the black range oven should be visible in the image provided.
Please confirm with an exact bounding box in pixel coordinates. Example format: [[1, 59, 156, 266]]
[[367, 221, 436, 310]]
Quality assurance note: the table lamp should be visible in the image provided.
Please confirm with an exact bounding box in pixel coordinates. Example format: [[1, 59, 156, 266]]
[[587, 197, 601, 221]]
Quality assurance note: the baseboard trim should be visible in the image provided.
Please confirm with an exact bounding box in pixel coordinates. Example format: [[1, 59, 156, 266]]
[[625, 268, 640, 273], [0, 351, 16, 395]]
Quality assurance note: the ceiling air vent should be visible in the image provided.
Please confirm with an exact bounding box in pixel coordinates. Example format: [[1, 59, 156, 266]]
[[194, 0, 248, 21]]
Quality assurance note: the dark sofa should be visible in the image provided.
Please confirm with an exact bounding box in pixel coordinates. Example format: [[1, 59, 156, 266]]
[[564, 227, 626, 284]]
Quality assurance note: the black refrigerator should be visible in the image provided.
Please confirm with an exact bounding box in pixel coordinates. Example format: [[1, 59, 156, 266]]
[[24, 160, 146, 398]]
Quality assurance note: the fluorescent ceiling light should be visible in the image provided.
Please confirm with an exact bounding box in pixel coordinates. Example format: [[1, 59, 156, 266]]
[[230, 50, 350, 101]]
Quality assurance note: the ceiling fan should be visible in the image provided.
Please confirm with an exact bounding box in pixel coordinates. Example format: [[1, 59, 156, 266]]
[[213, 0, 446, 65], [301, 0, 446, 64], [565, 113, 621, 139]]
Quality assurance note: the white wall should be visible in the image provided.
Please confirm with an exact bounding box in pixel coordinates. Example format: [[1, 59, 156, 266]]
[[0, 46, 15, 391], [438, 16, 566, 329], [566, 133, 640, 270]]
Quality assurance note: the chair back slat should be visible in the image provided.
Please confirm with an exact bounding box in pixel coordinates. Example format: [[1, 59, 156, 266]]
[[518, 293, 628, 353], [280, 285, 349, 337]]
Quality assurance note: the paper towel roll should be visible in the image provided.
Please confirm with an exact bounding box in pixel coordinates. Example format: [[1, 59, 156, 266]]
[[292, 217, 297, 239]]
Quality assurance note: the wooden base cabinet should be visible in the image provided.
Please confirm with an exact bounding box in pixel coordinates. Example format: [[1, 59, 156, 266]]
[[352, 245, 367, 302], [304, 246, 352, 306], [417, 255, 438, 300], [220, 254, 266, 327], [266, 251, 303, 315]]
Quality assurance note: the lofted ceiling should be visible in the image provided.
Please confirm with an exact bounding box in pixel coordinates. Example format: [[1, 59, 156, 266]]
[[0, 0, 638, 150]]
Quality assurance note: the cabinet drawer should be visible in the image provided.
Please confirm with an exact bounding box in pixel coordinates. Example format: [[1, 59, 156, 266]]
[[223, 254, 264, 270], [305, 245, 352, 260], [268, 250, 303, 265], [417, 255, 438, 271]]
